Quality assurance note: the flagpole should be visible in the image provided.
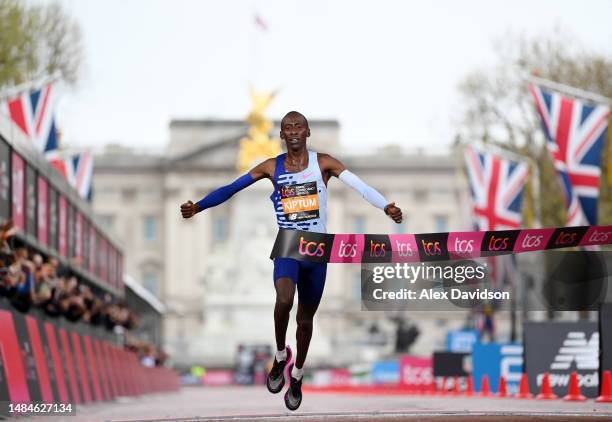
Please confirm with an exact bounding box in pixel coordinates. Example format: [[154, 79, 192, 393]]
[[525, 73, 612, 106], [531, 160, 542, 228], [0, 71, 62, 101]]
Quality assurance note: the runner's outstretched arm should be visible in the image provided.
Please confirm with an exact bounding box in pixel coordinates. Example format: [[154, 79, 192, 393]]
[[180, 158, 274, 218], [318, 153, 402, 223], [338, 170, 388, 209]]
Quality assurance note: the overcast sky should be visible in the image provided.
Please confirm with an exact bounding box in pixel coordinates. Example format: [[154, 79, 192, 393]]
[[52, 0, 612, 154]]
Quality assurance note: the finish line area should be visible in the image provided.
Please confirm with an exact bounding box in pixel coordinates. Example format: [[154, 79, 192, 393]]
[[15, 386, 612, 422]]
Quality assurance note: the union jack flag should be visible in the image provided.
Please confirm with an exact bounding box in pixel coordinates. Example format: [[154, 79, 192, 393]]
[[464, 145, 529, 231], [529, 84, 609, 225], [48, 150, 94, 200], [0, 83, 58, 154], [464, 146, 529, 288]]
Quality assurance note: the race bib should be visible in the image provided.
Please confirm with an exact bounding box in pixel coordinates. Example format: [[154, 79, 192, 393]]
[[280, 181, 320, 221]]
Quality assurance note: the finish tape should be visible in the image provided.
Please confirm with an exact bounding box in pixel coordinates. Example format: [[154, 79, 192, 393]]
[[270, 225, 612, 263]]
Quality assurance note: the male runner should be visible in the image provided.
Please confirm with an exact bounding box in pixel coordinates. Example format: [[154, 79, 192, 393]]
[[181, 111, 402, 410]]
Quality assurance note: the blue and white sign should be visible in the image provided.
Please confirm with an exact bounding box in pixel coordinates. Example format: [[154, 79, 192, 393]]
[[446, 329, 480, 353], [472, 343, 523, 394], [372, 361, 400, 385]]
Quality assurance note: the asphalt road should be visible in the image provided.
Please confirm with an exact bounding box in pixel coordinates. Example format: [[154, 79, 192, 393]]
[[10, 386, 612, 422]]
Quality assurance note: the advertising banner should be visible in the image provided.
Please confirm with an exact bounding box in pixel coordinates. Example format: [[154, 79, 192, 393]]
[[311, 368, 351, 387], [11, 152, 25, 231], [446, 329, 480, 353], [600, 303, 612, 377], [37, 176, 48, 245], [118, 254, 124, 292], [25, 164, 36, 237], [0, 301, 175, 413], [399, 355, 433, 388], [109, 247, 116, 288], [48, 187, 58, 251], [471, 343, 523, 394], [202, 370, 234, 386], [68, 205, 75, 259], [372, 361, 400, 385], [271, 226, 612, 263], [0, 140, 10, 221], [524, 321, 599, 398], [83, 219, 89, 270], [89, 226, 96, 275], [58, 195, 67, 257], [75, 211, 83, 265], [432, 352, 470, 377], [99, 236, 107, 282], [0, 308, 30, 404]]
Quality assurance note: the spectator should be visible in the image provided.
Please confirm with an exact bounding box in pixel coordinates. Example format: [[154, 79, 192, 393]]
[[0, 259, 11, 297], [141, 345, 156, 368], [32, 253, 43, 269], [81, 285, 104, 325], [60, 277, 86, 322], [155, 350, 168, 367], [43, 275, 65, 317], [126, 311, 139, 330], [1, 259, 20, 298], [33, 261, 52, 305], [124, 334, 166, 368], [0, 220, 16, 260], [0, 243, 153, 363], [10, 260, 35, 313]]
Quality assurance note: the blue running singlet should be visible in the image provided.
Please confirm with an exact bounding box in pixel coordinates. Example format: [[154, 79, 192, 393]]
[[270, 151, 328, 306], [270, 150, 328, 233]]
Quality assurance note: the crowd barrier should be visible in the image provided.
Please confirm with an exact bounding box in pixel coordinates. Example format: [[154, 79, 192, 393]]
[[0, 299, 178, 412]]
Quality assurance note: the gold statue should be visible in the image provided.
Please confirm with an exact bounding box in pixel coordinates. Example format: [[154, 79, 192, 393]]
[[237, 87, 282, 172]]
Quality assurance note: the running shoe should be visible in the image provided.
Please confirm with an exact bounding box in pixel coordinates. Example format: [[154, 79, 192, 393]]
[[284, 362, 303, 411], [266, 345, 293, 394]]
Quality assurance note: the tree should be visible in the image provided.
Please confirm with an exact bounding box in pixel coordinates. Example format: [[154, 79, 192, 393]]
[[456, 29, 612, 227], [0, 0, 83, 90]]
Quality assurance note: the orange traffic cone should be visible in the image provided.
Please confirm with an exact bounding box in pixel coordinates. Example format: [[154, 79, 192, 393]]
[[563, 371, 586, 401], [427, 380, 436, 395], [480, 375, 491, 397], [465, 376, 474, 396], [453, 377, 461, 395], [440, 377, 447, 395], [596, 370, 612, 403], [497, 376, 507, 398], [515, 373, 533, 399], [536, 373, 558, 400]]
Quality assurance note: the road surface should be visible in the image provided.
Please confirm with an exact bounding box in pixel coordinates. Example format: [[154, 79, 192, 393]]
[[12, 386, 612, 422]]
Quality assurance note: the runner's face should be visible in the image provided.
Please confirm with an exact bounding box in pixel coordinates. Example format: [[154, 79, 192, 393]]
[[281, 115, 309, 152]]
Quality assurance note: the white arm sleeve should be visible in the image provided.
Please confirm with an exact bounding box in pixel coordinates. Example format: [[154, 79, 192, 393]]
[[338, 169, 389, 210]]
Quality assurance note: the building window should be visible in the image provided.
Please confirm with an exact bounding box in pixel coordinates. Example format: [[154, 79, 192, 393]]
[[142, 271, 159, 295], [212, 216, 228, 242], [143, 216, 156, 241], [353, 216, 366, 233], [434, 215, 448, 232]]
